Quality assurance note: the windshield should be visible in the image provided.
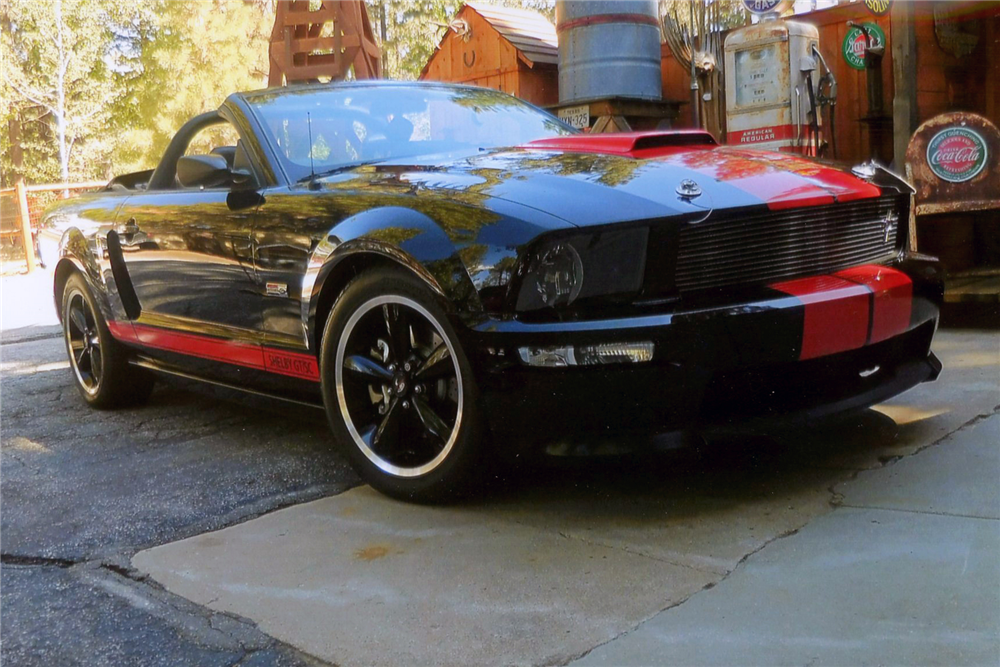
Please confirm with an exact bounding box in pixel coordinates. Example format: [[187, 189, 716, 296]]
[[246, 85, 575, 182]]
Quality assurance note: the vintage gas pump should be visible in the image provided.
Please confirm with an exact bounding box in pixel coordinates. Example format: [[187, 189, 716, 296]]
[[724, 0, 837, 156]]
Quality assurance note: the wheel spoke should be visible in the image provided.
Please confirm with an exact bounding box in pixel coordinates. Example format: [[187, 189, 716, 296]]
[[415, 343, 452, 379], [90, 345, 103, 382], [412, 395, 451, 444], [363, 397, 401, 455], [69, 307, 87, 335], [343, 354, 392, 381], [383, 304, 410, 363], [75, 345, 89, 366], [70, 339, 85, 352]]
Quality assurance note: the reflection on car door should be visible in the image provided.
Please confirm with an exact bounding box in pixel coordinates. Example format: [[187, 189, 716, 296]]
[[114, 189, 261, 337]]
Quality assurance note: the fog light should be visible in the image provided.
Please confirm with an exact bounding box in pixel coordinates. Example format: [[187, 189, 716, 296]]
[[518, 342, 654, 367]]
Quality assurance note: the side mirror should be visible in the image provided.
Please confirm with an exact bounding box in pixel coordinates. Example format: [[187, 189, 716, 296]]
[[176, 154, 232, 189], [231, 167, 253, 187]]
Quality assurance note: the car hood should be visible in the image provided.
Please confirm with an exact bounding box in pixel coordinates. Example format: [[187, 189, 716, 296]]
[[316, 144, 882, 228]]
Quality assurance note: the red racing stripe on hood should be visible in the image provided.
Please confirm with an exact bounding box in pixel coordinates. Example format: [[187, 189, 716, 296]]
[[523, 133, 881, 211], [693, 148, 882, 210]]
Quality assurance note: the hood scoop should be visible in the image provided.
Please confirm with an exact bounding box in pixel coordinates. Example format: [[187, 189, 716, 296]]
[[522, 130, 717, 157]]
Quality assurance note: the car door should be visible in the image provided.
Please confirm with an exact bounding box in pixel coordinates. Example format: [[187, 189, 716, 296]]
[[113, 112, 265, 362]]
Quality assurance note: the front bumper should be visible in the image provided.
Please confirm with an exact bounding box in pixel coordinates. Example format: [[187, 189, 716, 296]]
[[460, 256, 943, 442]]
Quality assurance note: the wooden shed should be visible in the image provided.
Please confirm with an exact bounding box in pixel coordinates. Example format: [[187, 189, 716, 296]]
[[419, 2, 559, 107]]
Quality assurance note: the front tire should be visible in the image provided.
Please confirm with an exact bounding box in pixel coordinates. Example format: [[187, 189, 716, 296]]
[[320, 268, 485, 502], [61, 272, 154, 409]]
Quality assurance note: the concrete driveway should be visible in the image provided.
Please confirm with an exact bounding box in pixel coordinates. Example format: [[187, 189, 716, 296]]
[[131, 334, 999, 665], [3, 269, 998, 666]]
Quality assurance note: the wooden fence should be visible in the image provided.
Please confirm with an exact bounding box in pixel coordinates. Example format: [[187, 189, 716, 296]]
[[0, 180, 106, 273]]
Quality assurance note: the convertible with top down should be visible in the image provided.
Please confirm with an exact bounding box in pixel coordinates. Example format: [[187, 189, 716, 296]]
[[46, 81, 943, 501]]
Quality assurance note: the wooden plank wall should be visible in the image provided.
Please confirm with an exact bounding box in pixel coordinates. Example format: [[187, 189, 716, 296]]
[[661, 2, 999, 163], [420, 7, 558, 106], [911, 3, 999, 124]]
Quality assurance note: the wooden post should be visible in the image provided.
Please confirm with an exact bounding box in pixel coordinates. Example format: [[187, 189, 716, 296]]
[[891, 1, 917, 173], [14, 178, 37, 273]]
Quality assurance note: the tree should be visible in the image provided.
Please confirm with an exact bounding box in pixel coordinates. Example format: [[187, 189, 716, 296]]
[[115, 0, 273, 175], [1, 0, 152, 184]]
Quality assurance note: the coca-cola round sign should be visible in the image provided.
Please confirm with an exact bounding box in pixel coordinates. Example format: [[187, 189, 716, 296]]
[[926, 127, 988, 183]]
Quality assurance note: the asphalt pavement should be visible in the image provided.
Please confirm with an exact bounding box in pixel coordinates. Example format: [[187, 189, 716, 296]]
[[2, 268, 998, 666], [2, 270, 350, 666]]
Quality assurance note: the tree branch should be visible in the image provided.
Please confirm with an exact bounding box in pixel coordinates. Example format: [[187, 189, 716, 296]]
[[2, 73, 56, 113]]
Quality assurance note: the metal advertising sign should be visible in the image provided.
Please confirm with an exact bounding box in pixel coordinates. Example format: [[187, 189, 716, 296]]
[[905, 112, 1000, 216], [863, 0, 893, 17], [926, 127, 988, 183], [842, 22, 886, 70], [741, 0, 790, 15]]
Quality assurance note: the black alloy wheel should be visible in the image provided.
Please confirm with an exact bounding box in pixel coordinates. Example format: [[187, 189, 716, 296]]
[[61, 272, 154, 408], [65, 288, 103, 396], [320, 268, 484, 502]]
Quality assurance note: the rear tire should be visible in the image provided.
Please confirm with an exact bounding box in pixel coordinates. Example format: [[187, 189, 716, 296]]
[[319, 267, 486, 503], [61, 272, 154, 409]]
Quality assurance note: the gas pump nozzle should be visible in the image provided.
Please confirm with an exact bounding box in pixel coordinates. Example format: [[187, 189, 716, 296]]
[[811, 44, 838, 158]]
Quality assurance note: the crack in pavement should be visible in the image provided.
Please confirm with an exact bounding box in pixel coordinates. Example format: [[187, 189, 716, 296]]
[[836, 504, 1000, 521], [554, 529, 727, 576], [824, 403, 1000, 510], [553, 403, 1000, 667]]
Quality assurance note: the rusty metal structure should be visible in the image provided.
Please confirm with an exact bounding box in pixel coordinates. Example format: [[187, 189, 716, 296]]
[[268, 0, 381, 86], [661, 0, 732, 135]]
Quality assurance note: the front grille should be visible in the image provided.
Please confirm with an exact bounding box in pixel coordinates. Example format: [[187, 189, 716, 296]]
[[675, 195, 905, 293]]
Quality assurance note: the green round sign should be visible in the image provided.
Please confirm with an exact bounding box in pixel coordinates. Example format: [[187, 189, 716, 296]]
[[842, 23, 886, 70], [926, 127, 988, 183]]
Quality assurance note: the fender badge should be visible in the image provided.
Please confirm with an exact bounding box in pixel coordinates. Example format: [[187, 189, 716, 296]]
[[881, 211, 899, 243], [266, 282, 289, 298], [676, 179, 702, 200]]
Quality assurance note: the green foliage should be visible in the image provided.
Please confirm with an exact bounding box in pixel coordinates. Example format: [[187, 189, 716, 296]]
[[2, 0, 272, 184], [1, 0, 155, 184], [2, 0, 556, 184], [117, 0, 273, 175]]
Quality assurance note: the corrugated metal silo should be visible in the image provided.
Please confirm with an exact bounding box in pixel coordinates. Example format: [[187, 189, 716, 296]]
[[556, 0, 663, 105]]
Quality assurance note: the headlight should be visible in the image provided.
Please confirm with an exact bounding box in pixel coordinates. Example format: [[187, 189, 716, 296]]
[[515, 228, 648, 312], [523, 242, 584, 309]]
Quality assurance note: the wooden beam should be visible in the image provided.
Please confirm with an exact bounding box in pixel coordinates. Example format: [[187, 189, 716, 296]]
[[891, 0, 917, 173], [14, 178, 37, 273]]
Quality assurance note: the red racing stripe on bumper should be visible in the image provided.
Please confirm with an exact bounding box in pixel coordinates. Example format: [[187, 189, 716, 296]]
[[770, 275, 871, 360], [835, 265, 913, 344]]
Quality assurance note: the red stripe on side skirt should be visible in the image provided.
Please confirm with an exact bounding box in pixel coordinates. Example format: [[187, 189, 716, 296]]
[[770, 275, 870, 360], [132, 324, 266, 370], [106, 320, 138, 343], [835, 265, 913, 344], [108, 322, 321, 382]]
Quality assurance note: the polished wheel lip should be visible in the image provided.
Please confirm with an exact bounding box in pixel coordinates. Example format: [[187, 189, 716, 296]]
[[64, 288, 101, 397], [335, 295, 463, 478]]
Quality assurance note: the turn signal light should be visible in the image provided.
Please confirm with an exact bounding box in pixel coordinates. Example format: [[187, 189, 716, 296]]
[[517, 342, 654, 367]]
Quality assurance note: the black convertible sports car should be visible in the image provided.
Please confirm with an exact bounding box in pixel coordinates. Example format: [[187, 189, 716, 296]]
[[47, 81, 943, 501]]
